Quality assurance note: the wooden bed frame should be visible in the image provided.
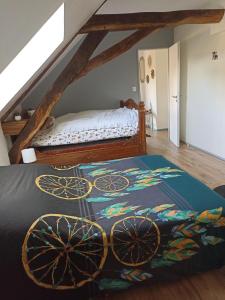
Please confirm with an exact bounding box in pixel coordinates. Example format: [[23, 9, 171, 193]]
[[34, 99, 146, 165]]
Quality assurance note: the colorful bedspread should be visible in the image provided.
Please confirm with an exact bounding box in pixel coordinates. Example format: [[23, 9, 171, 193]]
[[0, 155, 224, 299]]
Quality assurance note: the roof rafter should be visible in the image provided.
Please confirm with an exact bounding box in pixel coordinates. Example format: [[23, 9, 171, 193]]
[[74, 27, 162, 82], [9, 26, 161, 164], [9, 31, 108, 164], [0, 0, 108, 121], [80, 9, 225, 33]]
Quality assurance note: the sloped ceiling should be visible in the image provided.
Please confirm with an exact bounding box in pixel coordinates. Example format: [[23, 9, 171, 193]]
[[0, 0, 105, 117], [1, 0, 224, 118], [98, 0, 218, 13]]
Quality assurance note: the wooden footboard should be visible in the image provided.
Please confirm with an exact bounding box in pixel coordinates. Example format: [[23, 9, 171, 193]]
[[120, 99, 146, 154], [35, 99, 146, 165]]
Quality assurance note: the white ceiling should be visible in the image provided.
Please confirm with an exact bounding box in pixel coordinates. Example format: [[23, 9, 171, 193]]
[[99, 0, 223, 14]]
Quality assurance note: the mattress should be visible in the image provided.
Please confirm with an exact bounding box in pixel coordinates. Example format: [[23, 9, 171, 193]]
[[32, 107, 138, 147], [0, 155, 224, 300]]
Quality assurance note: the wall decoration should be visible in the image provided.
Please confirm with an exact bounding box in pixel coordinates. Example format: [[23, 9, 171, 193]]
[[148, 55, 152, 68], [151, 69, 155, 79], [139, 56, 145, 83], [146, 74, 150, 84], [212, 51, 218, 60]]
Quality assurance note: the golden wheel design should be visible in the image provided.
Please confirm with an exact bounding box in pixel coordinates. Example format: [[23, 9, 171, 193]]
[[110, 216, 160, 267], [22, 214, 108, 290], [35, 175, 92, 200], [94, 175, 129, 193], [52, 165, 79, 171]]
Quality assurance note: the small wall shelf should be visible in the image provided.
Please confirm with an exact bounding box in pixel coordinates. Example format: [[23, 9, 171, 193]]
[[2, 119, 28, 136]]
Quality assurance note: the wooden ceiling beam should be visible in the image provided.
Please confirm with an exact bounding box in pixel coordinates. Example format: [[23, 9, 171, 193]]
[[80, 9, 225, 33], [1, 0, 109, 122], [9, 27, 161, 164], [74, 26, 162, 81], [9, 31, 107, 164]]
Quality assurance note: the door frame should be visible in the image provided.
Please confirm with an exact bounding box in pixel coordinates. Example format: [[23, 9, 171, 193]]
[[168, 42, 181, 147]]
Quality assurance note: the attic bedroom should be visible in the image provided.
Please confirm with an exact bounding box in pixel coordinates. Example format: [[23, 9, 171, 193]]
[[0, 1, 225, 299]]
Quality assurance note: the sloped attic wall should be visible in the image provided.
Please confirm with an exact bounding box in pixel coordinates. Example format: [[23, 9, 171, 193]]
[[1, 0, 64, 72], [0, 125, 10, 166], [0, 0, 104, 117], [0, 0, 104, 164], [23, 28, 173, 116]]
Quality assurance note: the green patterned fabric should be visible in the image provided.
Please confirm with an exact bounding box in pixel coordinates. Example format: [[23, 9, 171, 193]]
[[0, 155, 224, 300]]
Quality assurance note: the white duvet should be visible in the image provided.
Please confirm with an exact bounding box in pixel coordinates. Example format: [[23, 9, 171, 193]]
[[54, 107, 138, 132], [32, 107, 138, 147]]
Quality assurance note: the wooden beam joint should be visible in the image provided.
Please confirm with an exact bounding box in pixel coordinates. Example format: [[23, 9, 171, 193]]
[[80, 9, 225, 33], [9, 31, 108, 164]]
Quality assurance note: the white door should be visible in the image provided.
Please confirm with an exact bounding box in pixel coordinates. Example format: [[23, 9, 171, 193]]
[[169, 42, 180, 147]]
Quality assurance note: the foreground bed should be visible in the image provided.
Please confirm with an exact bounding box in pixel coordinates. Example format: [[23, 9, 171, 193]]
[[0, 155, 224, 300]]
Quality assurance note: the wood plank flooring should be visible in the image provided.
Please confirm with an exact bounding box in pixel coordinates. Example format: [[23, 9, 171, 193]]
[[147, 130, 225, 189], [98, 131, 225, 300]]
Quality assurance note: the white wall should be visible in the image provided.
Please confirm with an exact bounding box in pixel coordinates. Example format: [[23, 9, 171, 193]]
[[0, 125, 10, 166], [139, 50, 157, 110], [139, 49, 157, 129], [156, 49, 169, 129], [175, 0, 225, 159], [139, 49, 169, 130], [99, 0, 211, 13], [0, 0, 103, 72]]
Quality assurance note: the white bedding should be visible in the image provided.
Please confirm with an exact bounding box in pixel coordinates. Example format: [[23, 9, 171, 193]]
[[32, 107, 138, 147]]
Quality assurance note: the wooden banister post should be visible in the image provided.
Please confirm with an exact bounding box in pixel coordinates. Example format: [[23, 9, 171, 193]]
[[138, 101, 147, 154]]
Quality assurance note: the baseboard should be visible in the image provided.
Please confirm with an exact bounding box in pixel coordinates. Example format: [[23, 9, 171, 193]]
[[148, 128, 168, 132], [156, 128, 168, 131], [185, 142, 225, 162]]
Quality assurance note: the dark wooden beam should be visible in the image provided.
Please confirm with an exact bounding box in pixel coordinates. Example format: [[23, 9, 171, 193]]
[[74, 27, 161, 81], [0, 0, 108, 121], [80, 9, 225, 33], [9, 31, 107, 164], [9, 27, 160, 164], [3, 9, 224, 122]]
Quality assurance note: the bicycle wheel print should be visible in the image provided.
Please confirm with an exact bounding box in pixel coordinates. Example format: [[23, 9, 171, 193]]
[[36, 175, 92, 200], [22, 214, 108, 290], [52, 165, 79, 171], [111, 216, 160, 267], [94, 175, 129, 193]]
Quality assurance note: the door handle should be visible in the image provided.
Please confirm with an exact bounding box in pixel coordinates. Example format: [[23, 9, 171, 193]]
[[172, 96, 178, 99]]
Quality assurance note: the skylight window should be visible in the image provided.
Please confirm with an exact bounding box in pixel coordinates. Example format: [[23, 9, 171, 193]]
[[0, 4, 64, 111]]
